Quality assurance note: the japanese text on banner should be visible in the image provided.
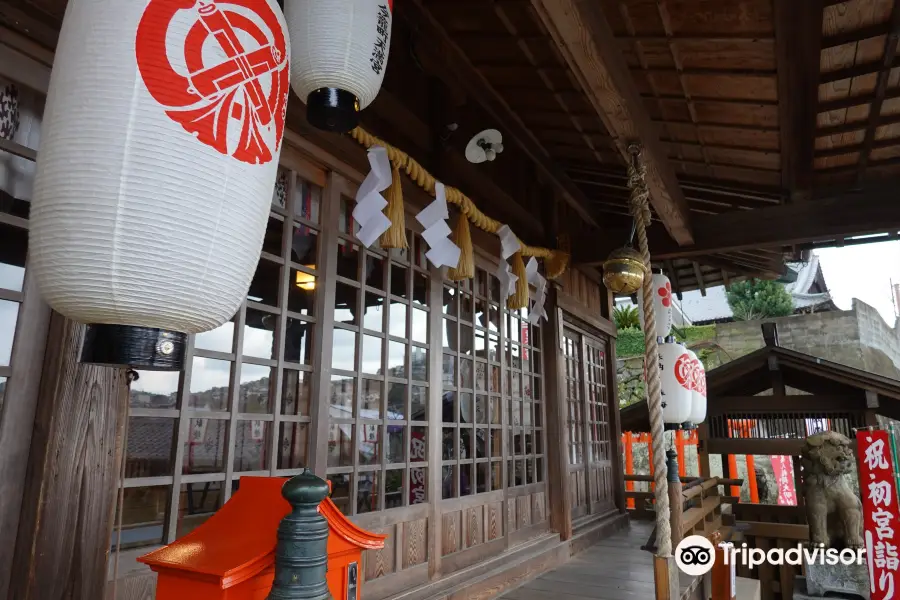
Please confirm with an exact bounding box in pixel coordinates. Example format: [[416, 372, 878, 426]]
[[858, 429, 900, 600]]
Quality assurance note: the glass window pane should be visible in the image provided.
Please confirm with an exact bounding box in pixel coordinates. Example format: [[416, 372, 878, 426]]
[[261, 216, 284, 255], [386, 469, 405, 509], [388, 341, 406, 377], [443, 286, 457, 315], [247, 260, 280, 307], [411, 385, 427, 421], [475, 395, 488, 424], [290, 226, 318, 267], [411, 308, 428, 344], [281, 370, 311, 416], [460, 294, 473, 322], [329, 376, 355, 419], [365, 254, 385, 290], [188, 357, 231, 411], [361, 379, 383, 418], [460, 359, 473, 389], [357, 472, 380, 514], [0, 299, 19, 366], [409, 347, 427, 383], [284, 318, 314, 365], [413, 272, 429, 307], [288, 268, 316, 316], [410, 426, 427, 463], [387, 425, 405, 463], [442, 465, 456, 499], [328, 424, 353, 467], [337, 242, 360, 279], [460, 324, 473, 356], [361, 335, 383, 375], [359, 421, 381, 466], [332, 329, 357, 371], [0, 223, 27, 292], [387, 382, 406, 419], [363, 293, 384, 331], [238, 364, 273, 413], [113, 486, 170, 550], [442, 354, 456, 388], [442, 318, 457, 352], [195, 320, 234, 353], [183, 418, 228, 474], [389, 300, 407, 338], [475, 362, 486, 392], [391, 264, 408, 298], [0, 376, 6, 416], [491, 462, 503, 491], [278, 422, 308, 469], [125, 417, 176, 478], [243, 308, 276, 360], [129, 370, 179, 409], [272, 168, 288, 208], [328, 473, 352, 515], [293, 179, 322, 223], [334, 282, 358, 324], [233, 420, 271, 471], [460, 463, 473, 496], [177, 482, 224, 538], [459, 393, 473, 424]]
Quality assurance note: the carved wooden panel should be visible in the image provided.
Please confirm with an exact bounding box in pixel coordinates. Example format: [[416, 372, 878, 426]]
[[516, 496, 532, 529], [487, 502, 503, 541], [465, 506, 483, 548], [442, 511, 461, 556], [531, 491, 546, 524], [402, 518, 428, 569], [364, 527, 395, 581], [507, 497, 517, 532]]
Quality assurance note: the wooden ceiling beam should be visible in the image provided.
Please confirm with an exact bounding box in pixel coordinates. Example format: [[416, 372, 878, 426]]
[[818, 88, 900, 112], [692, 262, 707, 296], [655, 119, 780, 133], [816, 114, 900, 137], [820, 56, 900, 84], [814, 136, 900, 158], [660, 139, 780, 156], [530, 0, 694, 245], [822, 22, 891, 49], [645, 94, 779, 107], [858, 0, 900, 180], [632, 66, 777, 77], [405, 0, 600, 229], [617, 34, 773, 43], [775, 0, 823, 200], [573, 183, 900, 262]]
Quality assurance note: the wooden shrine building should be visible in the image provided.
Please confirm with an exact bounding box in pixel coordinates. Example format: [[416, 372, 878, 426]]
[[4, 0, 900, 600]]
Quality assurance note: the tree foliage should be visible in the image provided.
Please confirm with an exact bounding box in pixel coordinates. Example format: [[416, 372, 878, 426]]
[[725, 279, 794, 321], [613, 304, 641, 330]]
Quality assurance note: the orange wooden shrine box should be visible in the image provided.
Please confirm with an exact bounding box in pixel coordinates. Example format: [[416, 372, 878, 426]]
[[139, 477, 386, 600]]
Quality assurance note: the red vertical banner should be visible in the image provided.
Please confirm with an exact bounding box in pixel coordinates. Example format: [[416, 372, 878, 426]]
[[770, 455, 797, 506], [858, 429, 900, 600]]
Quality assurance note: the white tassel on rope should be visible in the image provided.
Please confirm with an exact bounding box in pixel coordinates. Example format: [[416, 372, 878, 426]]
[[354, 146, 393, 247], [416, 182, 461, 268]]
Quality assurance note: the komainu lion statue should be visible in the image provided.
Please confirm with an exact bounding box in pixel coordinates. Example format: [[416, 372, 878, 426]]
[[800, 431, 864, 548]]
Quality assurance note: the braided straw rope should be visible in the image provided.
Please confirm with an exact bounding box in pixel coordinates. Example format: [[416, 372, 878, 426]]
[[350, 127, 570, 279], [628, 146, 672, 558]]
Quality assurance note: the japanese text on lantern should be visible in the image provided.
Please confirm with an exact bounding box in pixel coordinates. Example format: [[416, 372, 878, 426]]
[[410, 428, 427, 505], [857, 429, 900, 600], [371, 5, 390, 74]]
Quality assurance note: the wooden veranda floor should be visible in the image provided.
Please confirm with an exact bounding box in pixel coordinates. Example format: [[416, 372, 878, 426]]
[[500, 521, 695, 600]]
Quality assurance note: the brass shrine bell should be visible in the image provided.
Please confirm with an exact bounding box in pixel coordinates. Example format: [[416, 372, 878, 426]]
[[602, 245, 646, 295]]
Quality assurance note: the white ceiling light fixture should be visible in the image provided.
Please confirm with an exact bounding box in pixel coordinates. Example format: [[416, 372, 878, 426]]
[[465, 129, 504, 163]]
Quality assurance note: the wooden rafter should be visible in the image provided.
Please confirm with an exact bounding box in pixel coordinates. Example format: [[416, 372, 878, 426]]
[[819, 88, 900, 112], [405, 0, 600, 229], [820, 57, 900, 84], [692, 262, 707, 296], [574, 184, 900, 262], [530, 0, 694, 245], [857, 0, 900, 180], [775, 0, 823, 199]]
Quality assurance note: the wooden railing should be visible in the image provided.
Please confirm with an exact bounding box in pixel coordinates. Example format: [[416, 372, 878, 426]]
[[733, 504, 808, 600], [625, 475, 741, 538]]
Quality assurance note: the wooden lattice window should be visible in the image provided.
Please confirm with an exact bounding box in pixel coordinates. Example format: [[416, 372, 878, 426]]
[[507, 307, 544, 487], [115, 167, 322, 549], [325, 195, 432, 515]]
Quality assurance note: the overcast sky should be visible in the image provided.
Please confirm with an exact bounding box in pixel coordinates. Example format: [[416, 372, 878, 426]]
[[816, 240, 900, 325]]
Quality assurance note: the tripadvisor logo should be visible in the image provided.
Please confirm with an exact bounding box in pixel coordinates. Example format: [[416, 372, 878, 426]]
[[675, 535, 866, 576]]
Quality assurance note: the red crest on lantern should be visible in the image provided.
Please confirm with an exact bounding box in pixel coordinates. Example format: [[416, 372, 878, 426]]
[[136, 0, 289, 165], [657, 282, 672, 307], [674, 353, 694, 391]]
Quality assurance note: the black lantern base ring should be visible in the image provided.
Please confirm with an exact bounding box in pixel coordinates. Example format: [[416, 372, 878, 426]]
[[307, 88, 360, 133], [81, 324, 186, 371]]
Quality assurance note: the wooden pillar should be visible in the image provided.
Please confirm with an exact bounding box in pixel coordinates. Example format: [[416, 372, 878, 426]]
[[544, 287, 573, 540], [697, 422, 711, 478], [676, 431, 686, 478], [727, 454, 740, 500], [607, 311, 627, 515], [9, 313, 129, 600], [653, 555, 680, 600], [625, 432, 635, 509], [746, 455, 759, 504], [666, 450, 683, 549]]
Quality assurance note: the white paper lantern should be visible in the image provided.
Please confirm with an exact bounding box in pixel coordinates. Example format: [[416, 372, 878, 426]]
[[657, 342, 692, 425], [286, 0, 393, 132], [686, 350, 707, 425], [638, 272, 674, 339], [30, 0, 291, 369]]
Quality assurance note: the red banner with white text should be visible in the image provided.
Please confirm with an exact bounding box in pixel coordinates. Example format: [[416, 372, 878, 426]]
[[858, 429, 900, 600], [770, 455, 797, 506]]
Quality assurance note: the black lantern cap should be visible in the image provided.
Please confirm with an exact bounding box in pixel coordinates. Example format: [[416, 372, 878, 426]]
[[306, 88, 360, 133], [81, 324, 186, 371]]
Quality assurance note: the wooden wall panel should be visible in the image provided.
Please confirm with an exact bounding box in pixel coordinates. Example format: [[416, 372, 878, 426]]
[[402, 518, 428, 569], [507, 498, 518, 533], [517, 496, 533, 529], [487, 503, 503, 541], [532, 491, 546, 525], [464, 507, 483, 549], [364, 527, 396, 581], [442, 511, 461, 556], [558, 268, 604, 317]]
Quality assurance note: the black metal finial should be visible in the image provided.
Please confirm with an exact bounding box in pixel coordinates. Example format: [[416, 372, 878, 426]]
[[666, 449, 680, 484], [268, 469, 331, 600]]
